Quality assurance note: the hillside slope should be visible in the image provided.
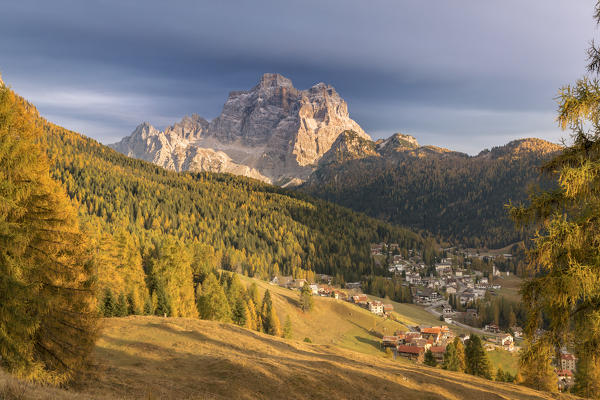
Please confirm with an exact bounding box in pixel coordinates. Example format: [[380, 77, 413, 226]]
[[41, 118, 421, 282], [303, 137, 562, 248], [2, 317, 567, 400]]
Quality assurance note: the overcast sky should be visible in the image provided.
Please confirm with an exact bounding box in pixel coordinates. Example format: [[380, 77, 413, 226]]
[[1, 1, 597, 153]]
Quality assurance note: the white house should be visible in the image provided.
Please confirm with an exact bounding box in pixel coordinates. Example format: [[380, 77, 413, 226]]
[[368, 301, 384, 315]]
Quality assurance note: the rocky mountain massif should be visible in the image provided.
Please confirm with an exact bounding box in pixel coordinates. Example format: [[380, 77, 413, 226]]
[[111, 73, 369, 185], [303, 133, 562, 248], [112, 72, 563, 247]]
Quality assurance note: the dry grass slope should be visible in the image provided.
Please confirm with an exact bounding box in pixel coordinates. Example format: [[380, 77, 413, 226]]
[[85, 317, 575, 399], [237, 277, 408, 356], [1, 317, 576, 399]]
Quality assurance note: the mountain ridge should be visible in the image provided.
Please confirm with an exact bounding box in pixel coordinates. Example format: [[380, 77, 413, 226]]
[[111, 73, 370, 184], [302, 137, 562, 248]]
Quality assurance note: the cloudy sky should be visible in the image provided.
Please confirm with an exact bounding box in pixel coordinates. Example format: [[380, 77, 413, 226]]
[[0, 1, 597, 153]]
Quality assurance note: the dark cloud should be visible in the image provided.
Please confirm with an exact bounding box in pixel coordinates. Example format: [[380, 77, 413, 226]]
[[0, 0, 596, 153]]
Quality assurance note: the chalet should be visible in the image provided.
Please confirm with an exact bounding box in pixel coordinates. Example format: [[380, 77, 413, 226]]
[[442, 305, 454, 316], [560, 353, 577, 373], [415, 289, 440, 304], [459, 292, 476, 305], [288, 279, 307, 289], [499, 334, 514, 351], [557, 370, 574, 391], [511, 326, 523, 338], [396, 345, 425, 362], [351, 294, 368, 305], [407, 338, 431, 349], [420, 328, 442, 344], [309, 284, 319, 295], [333, 290, 348, 301], [500, 334, 513, 346], [421, 326, 451, 342], [271, 275, 293, 287], [403, 332, 423, 342], [317, 285, 332, 297], [435, 262, 452, 275], [383, 304, 394, 314], [382, 336, 400, 348], [368, 301, 384, 315], [429, 346, 447, 362], [371, 243, 384, 255], [484, 324, 501, 334]]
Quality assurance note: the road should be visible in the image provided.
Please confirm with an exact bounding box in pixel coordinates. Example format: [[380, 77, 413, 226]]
[[423, 301, 497, 337]]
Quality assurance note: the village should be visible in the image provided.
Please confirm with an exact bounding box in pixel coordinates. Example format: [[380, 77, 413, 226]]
[[269, 242, 578, 391]]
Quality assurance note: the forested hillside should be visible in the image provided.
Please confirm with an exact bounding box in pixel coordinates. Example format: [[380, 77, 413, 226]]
[[302, 138, 561, 248], [40, 110, 422, 294]]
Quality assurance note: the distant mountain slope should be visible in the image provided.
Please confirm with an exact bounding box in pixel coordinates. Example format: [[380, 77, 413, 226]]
[[111, 73, 370, 184], [302, 136, 562, 248], [37, 106, 420, 282]]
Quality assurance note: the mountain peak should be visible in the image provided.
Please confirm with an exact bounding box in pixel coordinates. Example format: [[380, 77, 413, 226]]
[[376, 133, 419, 155], [114, 73, 369, 183], [483, 138, 562, 158], [132, 121, 159, 137], [319, 130, 378, 166], [257, 73, 294, 89]]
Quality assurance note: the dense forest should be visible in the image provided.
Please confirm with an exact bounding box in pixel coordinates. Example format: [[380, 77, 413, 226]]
[[35, 106, 427, 315], [302, 138, 561, 248]]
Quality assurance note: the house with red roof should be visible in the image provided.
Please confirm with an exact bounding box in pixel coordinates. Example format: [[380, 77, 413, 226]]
[[429, 346, 447, 362], [396, 345, 425, 362]]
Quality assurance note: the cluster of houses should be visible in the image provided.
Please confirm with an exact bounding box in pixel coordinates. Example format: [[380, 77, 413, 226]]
[[270, 275, 396, 317], [350, 294, 394, 316], [270, 276, 349, 300], [381, 325, 456, 363], [373, 242, 506, 309], [557, 351, 577, 391]]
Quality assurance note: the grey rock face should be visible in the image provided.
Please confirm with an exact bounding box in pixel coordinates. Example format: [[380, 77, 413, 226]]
[[110, 73, 370, 184]]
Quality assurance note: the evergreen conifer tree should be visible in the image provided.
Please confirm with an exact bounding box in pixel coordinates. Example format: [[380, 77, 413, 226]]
[[148, 238, 197, 318], [496, 367, 505, 382], [424, 349, 437, 367], [116, 293, 128, 317], [196, 273, 231, 322], [232, 296, 249, 327], [454, 338, 466, 372], [519, 340, 558, 392], [465, 335, 492, 379], [266, 307, 281, 337], [283, 315, 293, 339], [246, 298, 259, 331], [102, 288, 116, 317], [299, 282, 314, 312], [154, 281, 171, 317], [442, 341, 458, 371], [508, 2, 600, 395], [261, 289, 273, 332], [0, 83, 97, 384]]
